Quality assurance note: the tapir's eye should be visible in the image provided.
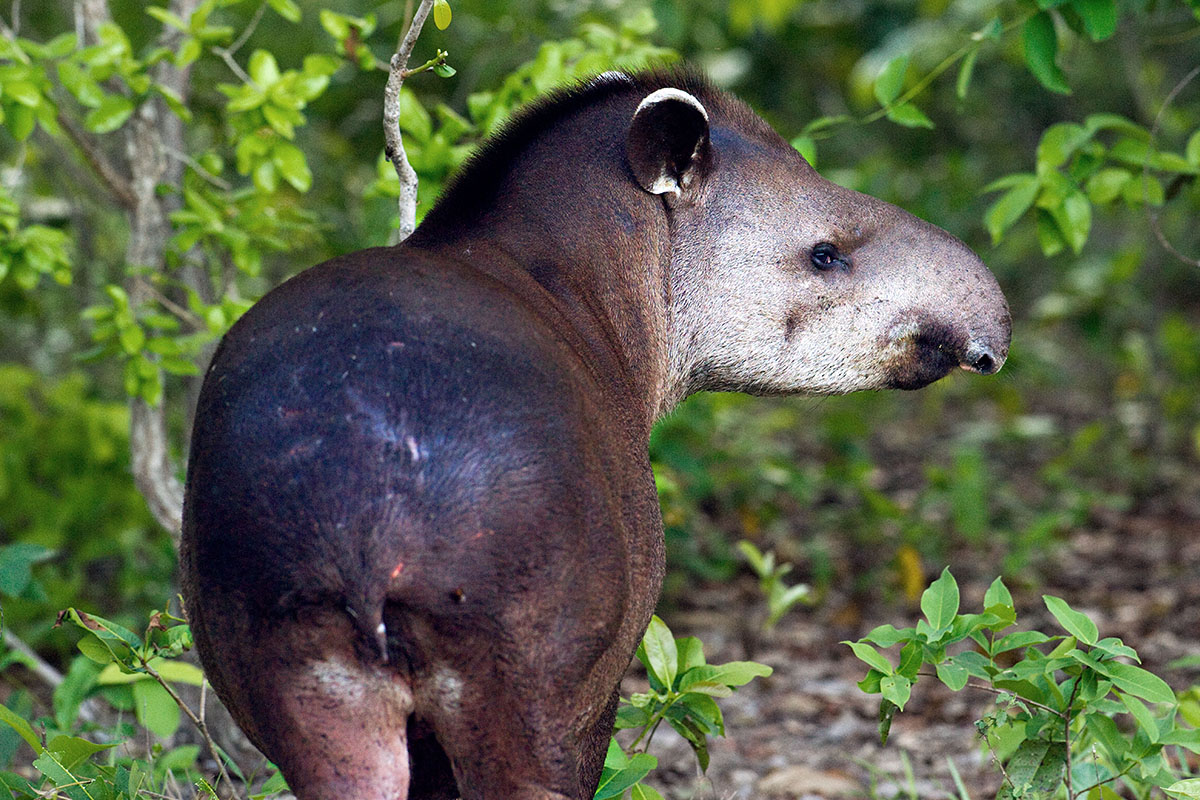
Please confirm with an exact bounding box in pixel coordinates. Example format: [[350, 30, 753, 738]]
[[810, 242, 848, 272]]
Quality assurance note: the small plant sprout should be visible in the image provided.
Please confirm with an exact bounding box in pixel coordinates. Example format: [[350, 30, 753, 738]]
[[596, 615, 773, 799], [738, 540, 812, 630]]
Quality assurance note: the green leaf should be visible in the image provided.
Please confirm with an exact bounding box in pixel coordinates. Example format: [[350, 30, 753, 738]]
[[642, 616, 678, 690], [880, 674, 911, 710], [1086, 168, 1131, 204], [0, 703, 43, 754], [146, 6, 187, 30], [594, 752, 656, 800], [1043, 595, 1098, 644], [5, 80, 41, 107], [675, 636, 706, 673], [874, 54, 909, 106], [1073, 0, 1117, 41], [45, 735, 115, 770], [936, 661, 970, 691], [1093, 637, 1139, 662], [886, 102, 935, 129], [681, 681, 732, 698], [132, 679, 180, 739], [1084, 712, 1127, 761], [678, 661, 771, 690], [433, 0, 452, 31], [614, 704, 648, 730], [1162, 728, 1200, 753], [952, 651, 995, 681], [877, 698, 898, 744], [920, 567, 959, 631], [248, 50, 281, 87], [956, 47, 979, 100], [53, 657, 100, 729], [844, 641, 894, 675], [632, 783, 666, 800], [1166, 779, 1200, 800], [0, 543, 54, 597], [319, 9, 349, 40], [84, 94, 134, 134], [1187, 130, 1200, 167], [272, 142, 312, 192], [1103, 661, 1177, 705], [59, 608, 142, 650], [1047, 189, 1092, 254], [76, 635, 116, 665], [265, 0, 301, 23], [397, 88, 432, 143], [984, 174, 1040, 244], [863, 624, 913, 648], [1083, 113, 1148, 139], [433, 63, 456, 78], [1022, 12, 1071, 94], [1119, 691, 1159, 741], [1037, 122, 1089, 171]]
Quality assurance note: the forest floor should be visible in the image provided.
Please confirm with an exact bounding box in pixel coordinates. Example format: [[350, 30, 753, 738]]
[[635, 498, 1200, 800]]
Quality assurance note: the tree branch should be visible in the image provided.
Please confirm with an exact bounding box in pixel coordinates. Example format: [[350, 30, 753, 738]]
[[122, 0, 203, 544], [383, 0, 435, 241], [56, 111, 137, 209]]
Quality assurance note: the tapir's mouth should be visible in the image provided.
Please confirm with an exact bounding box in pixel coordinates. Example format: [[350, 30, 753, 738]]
[[885, 323, 965, 390]]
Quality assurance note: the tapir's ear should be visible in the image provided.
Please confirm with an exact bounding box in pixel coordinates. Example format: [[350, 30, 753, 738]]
[[626, 88, 710, 199]]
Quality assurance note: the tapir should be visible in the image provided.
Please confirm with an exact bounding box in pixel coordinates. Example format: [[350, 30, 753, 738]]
[[181, 68, 1010, 800]]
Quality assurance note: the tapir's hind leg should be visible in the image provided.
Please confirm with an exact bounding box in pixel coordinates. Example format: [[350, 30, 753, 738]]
[[404, 622, 629, 800], [191, 600, 416, 800]]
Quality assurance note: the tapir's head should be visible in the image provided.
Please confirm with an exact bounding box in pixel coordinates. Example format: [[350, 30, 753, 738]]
[[624, 79, 1011, 400]]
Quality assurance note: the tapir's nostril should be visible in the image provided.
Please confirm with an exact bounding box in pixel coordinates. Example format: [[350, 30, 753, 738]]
[[961, 344, 1002, 375]]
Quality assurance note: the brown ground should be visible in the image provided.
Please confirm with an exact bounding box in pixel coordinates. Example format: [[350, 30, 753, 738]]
[[633, 507, 1200, 800]]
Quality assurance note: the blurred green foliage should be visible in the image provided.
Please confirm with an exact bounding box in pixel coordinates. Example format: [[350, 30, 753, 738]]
[[0, 366, 170, 645]]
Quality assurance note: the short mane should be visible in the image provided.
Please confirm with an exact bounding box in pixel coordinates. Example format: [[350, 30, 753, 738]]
[[411, 67, 743, 236]]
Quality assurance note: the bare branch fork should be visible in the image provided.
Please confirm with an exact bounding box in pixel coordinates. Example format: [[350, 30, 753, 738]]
[[383, 0, 436, 241]]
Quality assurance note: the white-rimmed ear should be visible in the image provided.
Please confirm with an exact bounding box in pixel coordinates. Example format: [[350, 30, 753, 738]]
[[626, 88, 710, 199]]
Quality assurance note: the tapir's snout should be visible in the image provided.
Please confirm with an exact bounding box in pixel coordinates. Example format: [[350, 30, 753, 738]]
[[879, 228, 1012, 391]]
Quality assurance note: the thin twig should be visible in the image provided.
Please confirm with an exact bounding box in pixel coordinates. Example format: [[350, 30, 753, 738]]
[[210, 0, 264, 86], [56, 111, 137, 209], [139, 657, 235, 792], [163, 145, 233, 191], [383, 0, 435, 241], [959, 680, 1066, 717], [224, 0, 265, 59], [1146, 63, 1200, 268], [978, 726, 1016, 790], [10, 0, 20, 36], [213, 46, 257, 87], [133, 276, 206, 329]]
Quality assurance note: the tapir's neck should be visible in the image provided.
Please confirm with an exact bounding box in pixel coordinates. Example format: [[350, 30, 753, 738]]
[[407, 105, 677, 436]]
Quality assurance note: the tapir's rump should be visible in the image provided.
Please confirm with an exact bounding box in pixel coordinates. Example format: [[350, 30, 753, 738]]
[[182, 68, 1009, 800]]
